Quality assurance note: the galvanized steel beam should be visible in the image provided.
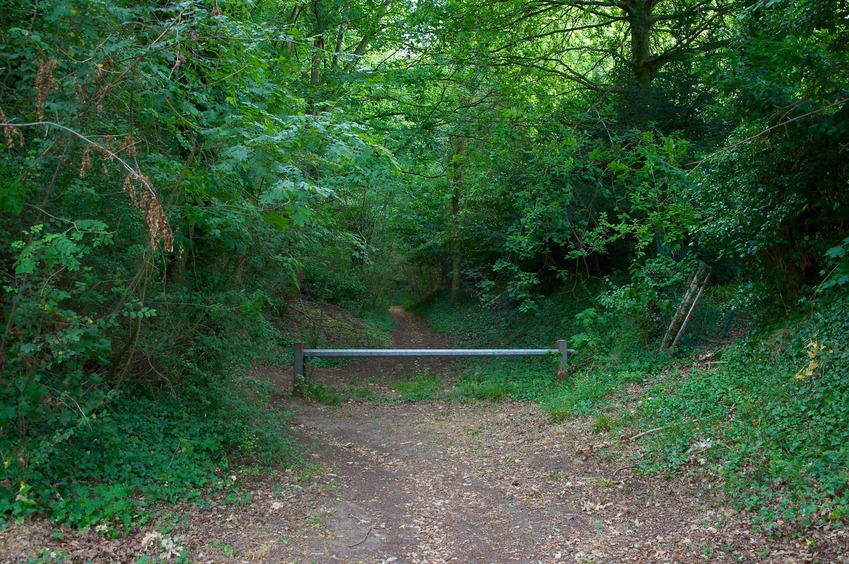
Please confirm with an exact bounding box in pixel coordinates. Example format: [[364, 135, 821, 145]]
[[292, 339, 574, 395]]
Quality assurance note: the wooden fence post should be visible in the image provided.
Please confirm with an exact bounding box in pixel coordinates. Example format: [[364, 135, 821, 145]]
[[556, 339, 569, 376], [293, 342, 305, 397]]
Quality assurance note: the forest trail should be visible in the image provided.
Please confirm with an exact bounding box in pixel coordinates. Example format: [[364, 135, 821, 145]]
[[241, 308, 822, 562], [2, 308, 838, 562]]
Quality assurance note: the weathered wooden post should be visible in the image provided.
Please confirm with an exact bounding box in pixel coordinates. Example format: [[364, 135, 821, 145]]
[[293, 342, 305, 397], [556, 339, 569, 376]]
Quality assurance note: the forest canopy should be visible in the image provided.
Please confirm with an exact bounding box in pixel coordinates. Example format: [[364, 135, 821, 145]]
[[1, 0, 848, 537]]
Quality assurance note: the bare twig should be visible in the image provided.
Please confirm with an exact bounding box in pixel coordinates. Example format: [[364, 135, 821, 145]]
[[622, 425, 672, 442], [347, 526, 373, 548]]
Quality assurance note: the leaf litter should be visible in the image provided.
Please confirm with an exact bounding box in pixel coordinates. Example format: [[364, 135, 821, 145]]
[[2, 309, 847, 562]]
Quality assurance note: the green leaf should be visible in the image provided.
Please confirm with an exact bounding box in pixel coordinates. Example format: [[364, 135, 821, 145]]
[[290, 207, 311, 227], [261, 211, 291, 232], [825, 244, 846, 260], [0, 178, 27, 215]]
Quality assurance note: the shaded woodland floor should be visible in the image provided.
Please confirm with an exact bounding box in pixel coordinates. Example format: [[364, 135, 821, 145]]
[[2, 308, 846, 562]]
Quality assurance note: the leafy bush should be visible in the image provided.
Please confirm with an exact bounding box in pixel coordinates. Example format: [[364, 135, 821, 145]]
[[633, 292, 849, 530], [0, 223, 297, 529], [0, 391, 296, 531]]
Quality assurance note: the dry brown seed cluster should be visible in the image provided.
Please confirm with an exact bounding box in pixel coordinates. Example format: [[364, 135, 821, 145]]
[[123, 173, 174, 252], [79, 146, 92, 178], [0, 107, 24, 148], [35, 59, 59, 120]]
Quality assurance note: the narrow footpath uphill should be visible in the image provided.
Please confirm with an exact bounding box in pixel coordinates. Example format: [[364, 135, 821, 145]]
[[2, 308, 845, 562], [258, 309, 842, 563]]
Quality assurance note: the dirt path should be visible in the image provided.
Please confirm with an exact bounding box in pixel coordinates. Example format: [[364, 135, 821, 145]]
[[244, 308, 842, 562], [3, 308, 845, 562]]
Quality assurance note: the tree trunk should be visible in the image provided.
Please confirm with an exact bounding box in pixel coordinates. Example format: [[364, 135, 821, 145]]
[[311, 35, 323, 87], [307, 0, 324, 114], [331, 0, 350, 70], [451, 186, 461, 304], [629, 1, 654, 87], [449, 136, 464, 305]]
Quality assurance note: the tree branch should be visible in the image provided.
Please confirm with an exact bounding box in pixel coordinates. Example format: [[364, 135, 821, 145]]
[[692, 96, 849, 168]]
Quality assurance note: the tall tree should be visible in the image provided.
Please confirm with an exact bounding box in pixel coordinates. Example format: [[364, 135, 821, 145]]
[[695, 0, 849, 296], [418, 0, 735, 127]]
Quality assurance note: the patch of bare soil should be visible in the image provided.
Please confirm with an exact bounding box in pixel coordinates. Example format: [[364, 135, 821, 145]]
[[265, 306, 456, 399], [3, 307, 847, 563]]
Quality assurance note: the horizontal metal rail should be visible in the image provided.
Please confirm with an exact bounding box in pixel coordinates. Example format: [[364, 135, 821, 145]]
[[292, 340, 574, 396], [304, 348, 573, 358]]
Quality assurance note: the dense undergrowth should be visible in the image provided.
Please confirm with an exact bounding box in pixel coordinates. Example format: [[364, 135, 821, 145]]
[[0, 285, 287, 532], [0, 292, 391, 532], [633, 292, 849, 533], [414, 287, 849, 534], [2, 391, 291, 534]]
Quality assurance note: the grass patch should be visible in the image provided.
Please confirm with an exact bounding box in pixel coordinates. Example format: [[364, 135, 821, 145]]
[[453, 360, 561, 402], [302, 382, 343, 406], [543, 367, 647, 420], [391, 371, 447, 402], [301, 381, 378, 405]]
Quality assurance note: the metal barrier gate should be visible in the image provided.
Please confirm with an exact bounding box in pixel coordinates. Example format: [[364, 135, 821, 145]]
[[292, 340, 574, 395]]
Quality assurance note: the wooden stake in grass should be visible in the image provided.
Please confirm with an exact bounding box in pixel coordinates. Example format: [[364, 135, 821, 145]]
[[670, 272, 710, 351], [660, 264, 710, 352]]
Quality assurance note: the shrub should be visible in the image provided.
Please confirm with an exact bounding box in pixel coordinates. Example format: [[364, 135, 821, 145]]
[[633, 292, 849, 529]]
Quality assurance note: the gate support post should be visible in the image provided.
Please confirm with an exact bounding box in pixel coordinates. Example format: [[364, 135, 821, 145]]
[[293, 342, 305, 397], [556, 339, 569, 376]]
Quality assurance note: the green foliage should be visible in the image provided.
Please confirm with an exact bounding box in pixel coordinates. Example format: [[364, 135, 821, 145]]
[[301, 243, 372, 311], [695, 0, 849, 298], [632, 293, 849, 530], [596, 256, 698, 344], [1, 224, 119, 521], [819, 236, 849, 293], [418, 289, 580, 350], [569, 306, 614, 354], [0, 391, 296, 530], [0, 0, 397, 531]]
